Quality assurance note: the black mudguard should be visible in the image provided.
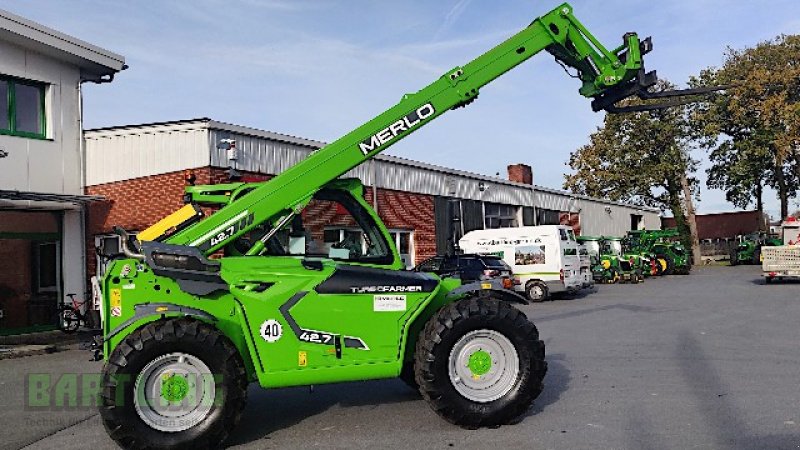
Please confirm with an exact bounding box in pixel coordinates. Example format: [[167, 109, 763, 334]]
[[446, 279, 528, 304]]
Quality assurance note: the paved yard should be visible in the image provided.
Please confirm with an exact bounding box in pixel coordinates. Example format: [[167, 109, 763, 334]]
[[2, 265, 799, 449]]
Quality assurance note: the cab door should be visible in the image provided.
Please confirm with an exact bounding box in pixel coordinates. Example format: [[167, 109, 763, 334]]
[[229, 186, 439, 380]]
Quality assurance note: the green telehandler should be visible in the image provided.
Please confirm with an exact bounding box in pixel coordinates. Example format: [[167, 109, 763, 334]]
[[96, 4, 711, 447]]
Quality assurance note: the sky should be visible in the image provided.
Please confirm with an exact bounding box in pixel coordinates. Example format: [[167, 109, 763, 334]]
[[2, 0, 799, 217]]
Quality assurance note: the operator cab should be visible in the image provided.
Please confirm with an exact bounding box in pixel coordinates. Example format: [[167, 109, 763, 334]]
[[226, 183, 399, 267]]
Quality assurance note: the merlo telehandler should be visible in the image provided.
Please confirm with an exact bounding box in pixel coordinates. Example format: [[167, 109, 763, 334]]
[[97, 4, 711, 447]]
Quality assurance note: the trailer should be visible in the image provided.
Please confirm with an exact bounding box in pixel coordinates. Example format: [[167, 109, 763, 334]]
[[762, 246, 800, 283], [762, 218, 800, 283]]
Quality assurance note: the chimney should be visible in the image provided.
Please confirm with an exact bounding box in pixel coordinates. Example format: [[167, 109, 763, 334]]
[[507, 163, 533, 185]]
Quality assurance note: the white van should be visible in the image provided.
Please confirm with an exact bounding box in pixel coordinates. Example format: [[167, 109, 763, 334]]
[[577, 243, 594, 289], [459, 225, 583, 302]]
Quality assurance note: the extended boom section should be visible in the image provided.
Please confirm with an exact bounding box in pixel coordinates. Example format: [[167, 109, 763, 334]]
[[160, 3, 650, 256]]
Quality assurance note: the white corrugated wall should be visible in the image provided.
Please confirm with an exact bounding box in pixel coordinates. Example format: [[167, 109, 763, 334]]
[[85, 123, 210, 186]]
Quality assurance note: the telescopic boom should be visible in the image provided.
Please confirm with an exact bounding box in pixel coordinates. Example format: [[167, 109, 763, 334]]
[[158, 3, 667, 255]]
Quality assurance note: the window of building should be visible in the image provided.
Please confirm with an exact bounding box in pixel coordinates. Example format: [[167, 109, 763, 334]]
[[34, 241, 59, 293], [0, 76, 46, 139], [631, 214, 643, 231], [389, 230, 414, 268], [484, 203, 518, 229], [536, 208, 561, 225]]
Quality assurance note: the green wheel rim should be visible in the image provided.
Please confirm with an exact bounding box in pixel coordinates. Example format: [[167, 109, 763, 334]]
[[134, 352, 216, 433]]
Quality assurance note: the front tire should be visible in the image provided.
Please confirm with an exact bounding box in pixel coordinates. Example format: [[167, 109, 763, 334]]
[[414, 298, 546, 428], [100, 318, 248, 449]]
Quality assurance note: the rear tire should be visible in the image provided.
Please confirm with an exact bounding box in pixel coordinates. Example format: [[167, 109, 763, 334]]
[[656, 254, 675, 275], [607, 268, 619, 284], [414, 297, 546, 428], [653, 259, 663, 276], [752, 247, 762, 265], [525, 281, 548, 303], [729, 248, 739, 266], [100, 318, 248, 449]]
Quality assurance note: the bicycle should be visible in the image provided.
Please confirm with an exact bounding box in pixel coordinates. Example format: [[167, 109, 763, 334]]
[[58, 293, 89, 333]]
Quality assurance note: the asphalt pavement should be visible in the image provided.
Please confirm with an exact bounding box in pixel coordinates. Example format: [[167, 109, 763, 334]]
[[2, 265, 799, 449]]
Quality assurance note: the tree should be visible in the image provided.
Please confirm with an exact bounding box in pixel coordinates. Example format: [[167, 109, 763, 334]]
[[690, 35, 800, 218], [564, 81, 702, 264]]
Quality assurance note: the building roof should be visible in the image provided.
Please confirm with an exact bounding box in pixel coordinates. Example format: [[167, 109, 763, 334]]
[[0, 8, 125, 81], [86, 118, 660, 213]]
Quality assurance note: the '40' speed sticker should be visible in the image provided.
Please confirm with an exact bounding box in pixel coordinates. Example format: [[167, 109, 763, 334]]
[[260, 319, 283, 343]]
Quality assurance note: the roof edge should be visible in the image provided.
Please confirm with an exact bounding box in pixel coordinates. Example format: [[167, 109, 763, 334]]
[[0, 8, 125, 73], [83, 117, 659, 213]]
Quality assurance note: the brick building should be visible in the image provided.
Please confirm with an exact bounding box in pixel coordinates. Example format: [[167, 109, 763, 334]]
[[661, 211, 766, 240], [84, 118, 660, 276]]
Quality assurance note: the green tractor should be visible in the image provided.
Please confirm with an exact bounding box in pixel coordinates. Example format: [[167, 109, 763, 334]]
[[626, 229, 691, 275], [622, 236, 659, 277], [577, 236, 644, 284], [730, 232, 782, 266], [577, 236, 616, 284], [93, 4, 705, 447], [600, 237, 645, 284]]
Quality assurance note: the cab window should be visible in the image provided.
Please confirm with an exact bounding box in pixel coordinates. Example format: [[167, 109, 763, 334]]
[[244, 189, 393, 265]]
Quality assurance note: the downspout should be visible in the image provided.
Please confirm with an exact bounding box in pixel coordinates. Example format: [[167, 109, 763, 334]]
[[78, 65, 128, 285], [76, 80, 89, 300], [371, 159, 378, 214]]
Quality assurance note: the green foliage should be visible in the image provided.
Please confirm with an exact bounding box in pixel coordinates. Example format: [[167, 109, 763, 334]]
[[690, 34, 800, 216], [563, 80, 696, 243]]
